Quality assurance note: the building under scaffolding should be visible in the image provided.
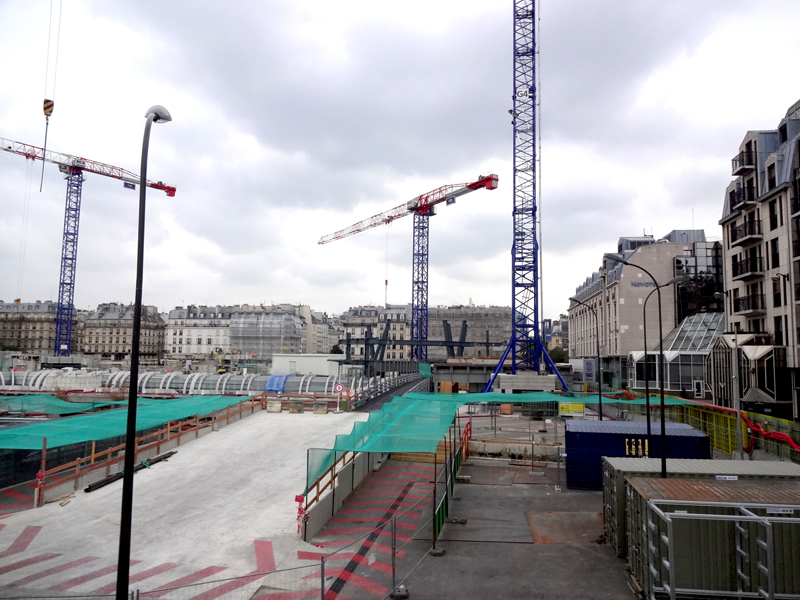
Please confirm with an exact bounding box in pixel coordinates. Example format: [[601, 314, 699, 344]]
[[229, 308, 303, 363]]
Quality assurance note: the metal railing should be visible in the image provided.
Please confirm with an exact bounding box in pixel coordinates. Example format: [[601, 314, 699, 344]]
[[730, 219, 763, 244], [730, 186, 757, 211], [733, 293, 766, 313], [647, 500, 800, 600], [731, 255, 764, 278], [732, 150, 755, 174]]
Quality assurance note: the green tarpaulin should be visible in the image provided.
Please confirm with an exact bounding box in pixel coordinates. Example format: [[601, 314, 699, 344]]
[[0, 395, 250, 450], [0, 394, 124, 415]]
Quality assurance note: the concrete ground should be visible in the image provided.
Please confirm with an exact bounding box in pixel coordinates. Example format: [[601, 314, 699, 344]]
[[0, 409, 368, 597], [397, 457, 634, 600]]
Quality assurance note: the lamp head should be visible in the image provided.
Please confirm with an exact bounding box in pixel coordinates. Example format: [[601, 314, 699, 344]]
[[145, 105, 172, 123], [603, 252, 626, 265]]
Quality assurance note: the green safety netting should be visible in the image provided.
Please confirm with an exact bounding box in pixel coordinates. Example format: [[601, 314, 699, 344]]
[[0, 395, 250, 450], [402, 391, 569, 403], [593, 396, 696, 406], [0, 394, 125, 415], [418, 363, 432, 378]]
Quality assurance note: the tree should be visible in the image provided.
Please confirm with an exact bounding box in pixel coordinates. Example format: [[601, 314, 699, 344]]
[[330, 344, 344, 354], [549, 346, 568, 363]]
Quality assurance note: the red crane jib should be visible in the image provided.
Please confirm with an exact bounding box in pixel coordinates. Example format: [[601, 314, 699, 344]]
[[0, 136, 176, 197], [318, 174, 498, 244]]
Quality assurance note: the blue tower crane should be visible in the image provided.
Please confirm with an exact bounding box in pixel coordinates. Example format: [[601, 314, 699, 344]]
[[0, 136, 176, 356], [484, 1, 568, 391]]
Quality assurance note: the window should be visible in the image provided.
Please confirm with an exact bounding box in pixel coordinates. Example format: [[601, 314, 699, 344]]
[[771, 238, 780, 268], [780, 124, 788, 144], [207, 338, 212, 344], [774, 316, 784, 346], [769, 200, 779, 230], [773, 278, 782, 308], [768, 164, 776, 190], [197, 337, 202, 344]]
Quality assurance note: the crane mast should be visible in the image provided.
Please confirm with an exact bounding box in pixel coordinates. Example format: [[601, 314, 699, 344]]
[[511, 0, 540, 372], [497, 0, 567, 391], [1, 136, 176, 356]]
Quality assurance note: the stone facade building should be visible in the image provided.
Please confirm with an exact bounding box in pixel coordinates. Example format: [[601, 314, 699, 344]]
[[83, 303, 165, 364]]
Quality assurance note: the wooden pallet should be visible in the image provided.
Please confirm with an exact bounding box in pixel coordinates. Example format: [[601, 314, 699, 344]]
[[392, 440, 453, 464]]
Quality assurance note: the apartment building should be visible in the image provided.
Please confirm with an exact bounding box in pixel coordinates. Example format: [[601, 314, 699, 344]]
[[0, 300, 82, 355], [83, 302, 165, 364], [713, 99, 800, 419], [165, 305, 239, 358], [569, 231, 723, 388]]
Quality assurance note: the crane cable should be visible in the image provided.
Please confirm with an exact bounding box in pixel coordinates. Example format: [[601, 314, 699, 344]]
[[16, 160, 35, 301], [40, 0, 63, 192]]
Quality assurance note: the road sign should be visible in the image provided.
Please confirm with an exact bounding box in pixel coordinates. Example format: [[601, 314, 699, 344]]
[[334, 383, 345, 393]]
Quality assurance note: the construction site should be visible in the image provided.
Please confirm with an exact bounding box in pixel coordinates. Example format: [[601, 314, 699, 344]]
[[1, 0, 800, 599]]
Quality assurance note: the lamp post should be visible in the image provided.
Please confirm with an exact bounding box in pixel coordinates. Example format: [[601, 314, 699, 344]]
[[642, 275, 691, 457], [773, 273, 798, 420], [116, 105, 171, 600], [569, 296, 602, 420], [604, 253, 667, 478]]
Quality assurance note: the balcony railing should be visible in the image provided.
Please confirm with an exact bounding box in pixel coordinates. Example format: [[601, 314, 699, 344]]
[[732, 150, 755, 175], [733, 294, 766, 314], [729, 186, 757, 212], [731, 256, 764, 280], [730, 219, 763, 245]]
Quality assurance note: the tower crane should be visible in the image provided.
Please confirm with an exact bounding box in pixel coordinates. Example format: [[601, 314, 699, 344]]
[[482, 0, 567, 391], [1, 136, 176, 357], [319, 174, 498, 361]]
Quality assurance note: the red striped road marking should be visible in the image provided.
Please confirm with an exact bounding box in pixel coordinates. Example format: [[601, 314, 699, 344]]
[[139, 566, 227, 598], [339, 503, 423, 515], [184, 540, 275, 600], [5, 556, 99, 588], [92, 562, 179, 594], [317, 527, 411, 543], [329, 517, 416, 529], [303, 567, 387, 597], [0, 526, 41, 559], [49, 560, 142, 590], [0, 553, 59, 576], [348, 498, 426, 508], [296, 550, 392, 575], [251, 590, 323, 600], [1, 489, 34, 502], [354, 492, 427, 500], [311, 539, 404, 558]]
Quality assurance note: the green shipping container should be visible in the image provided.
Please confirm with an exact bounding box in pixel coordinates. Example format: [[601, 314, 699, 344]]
[[625, 477, 800, 598], [602, 457, 800, 559]]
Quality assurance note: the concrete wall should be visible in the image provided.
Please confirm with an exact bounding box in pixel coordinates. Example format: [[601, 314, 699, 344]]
[[272, 354, 338, 377], [303, 451, 387, 541]]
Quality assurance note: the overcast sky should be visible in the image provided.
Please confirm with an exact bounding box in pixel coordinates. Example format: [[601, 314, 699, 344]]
[[1, 1, 799, 321]]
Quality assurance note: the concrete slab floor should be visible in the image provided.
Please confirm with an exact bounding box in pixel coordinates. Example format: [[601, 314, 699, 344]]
[[0, 410, 368, 597], [397, 462, 634, 600]]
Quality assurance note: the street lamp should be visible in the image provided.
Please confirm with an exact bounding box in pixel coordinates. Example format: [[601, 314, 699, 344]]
[[604, 253, 668, 478], [569, 296, 602, 420], [116, 105, 172, 600], [642, 275, 691, 457], [772, 273, 798, 420]]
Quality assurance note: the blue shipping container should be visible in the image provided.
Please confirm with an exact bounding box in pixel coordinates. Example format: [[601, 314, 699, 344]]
[[565, 421, 710, 490]]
